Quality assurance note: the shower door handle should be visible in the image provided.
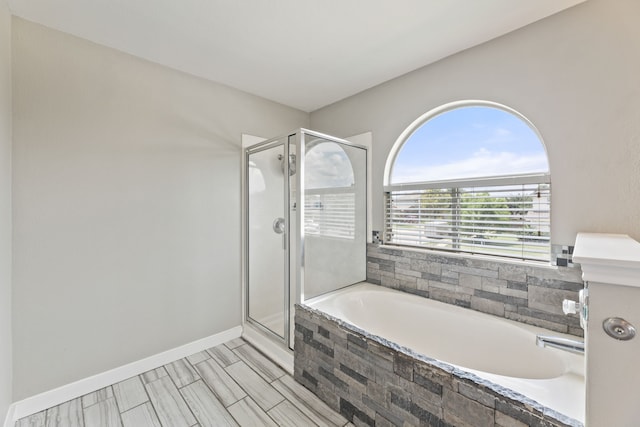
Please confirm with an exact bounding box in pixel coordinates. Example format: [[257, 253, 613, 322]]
[[273, 217, 285, 234], [273, 217, 286, 250]]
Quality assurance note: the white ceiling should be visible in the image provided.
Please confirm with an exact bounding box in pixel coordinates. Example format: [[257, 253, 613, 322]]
[[7, 0, 586, 112]]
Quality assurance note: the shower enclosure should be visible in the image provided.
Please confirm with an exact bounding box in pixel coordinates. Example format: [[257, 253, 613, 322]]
[[243, 129, 367, 367]]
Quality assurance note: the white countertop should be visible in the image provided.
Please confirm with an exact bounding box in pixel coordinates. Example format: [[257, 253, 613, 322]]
[[573, 233, 640, 287]]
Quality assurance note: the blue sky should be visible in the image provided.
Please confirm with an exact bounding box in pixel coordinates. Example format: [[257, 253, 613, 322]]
[[391, 106, 549, 184]]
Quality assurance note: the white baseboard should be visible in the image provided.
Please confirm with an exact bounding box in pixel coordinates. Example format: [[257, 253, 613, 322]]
[[4, 403, 15, 427], [9, 325, 242, 423]]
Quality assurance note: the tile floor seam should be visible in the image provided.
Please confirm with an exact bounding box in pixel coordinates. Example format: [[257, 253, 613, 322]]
[[194, 358, 246, 409], [221, 360, 259, 404], [176, 380, 212, 427], [15, 338, 347, 427], [107, 387, 124, 427], [138, 374, 162, 427], [179, 357, 207, 393], [224, 360, 286, 411]]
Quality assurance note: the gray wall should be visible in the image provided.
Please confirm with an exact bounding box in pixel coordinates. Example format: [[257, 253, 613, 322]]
[[0, 0, 12, 419], [12, 18, 308, 399], [310, 0, 640, 245]]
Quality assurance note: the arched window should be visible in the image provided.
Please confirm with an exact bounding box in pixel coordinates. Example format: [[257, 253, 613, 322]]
[[384, 101, 550, 261], [304, 141, 357, 239]]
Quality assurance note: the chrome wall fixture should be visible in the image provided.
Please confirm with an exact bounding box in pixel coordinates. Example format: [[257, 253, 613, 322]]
[[602, 317, 636, 341]]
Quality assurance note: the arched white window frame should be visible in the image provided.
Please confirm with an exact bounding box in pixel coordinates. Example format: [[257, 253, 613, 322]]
[[383, 100, 551, 262], [304, 141, 358, 239]]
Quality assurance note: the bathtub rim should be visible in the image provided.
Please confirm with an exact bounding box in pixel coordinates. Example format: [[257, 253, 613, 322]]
[[297, 282, 584, 427], [306, 282, 584, 358]]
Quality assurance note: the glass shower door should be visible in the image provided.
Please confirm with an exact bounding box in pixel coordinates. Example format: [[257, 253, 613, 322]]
[[299, 133, 367, 301], [244, 129, 367, 353], [247, 140, 288, 339]]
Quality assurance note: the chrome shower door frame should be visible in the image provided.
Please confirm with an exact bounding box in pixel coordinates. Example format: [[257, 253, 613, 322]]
[[244, 135, 292, 346], [243, 128, 368, 353]]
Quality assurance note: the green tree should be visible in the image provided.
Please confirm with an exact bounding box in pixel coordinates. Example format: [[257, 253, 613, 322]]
[[419, 189, 452, 220], [505, 195, 533, 219], [461, 192, 510, 230]]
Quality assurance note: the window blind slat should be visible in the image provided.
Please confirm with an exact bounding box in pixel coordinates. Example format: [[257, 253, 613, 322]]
[[305, 192, 356, 239], [384, 183, 550, 261]]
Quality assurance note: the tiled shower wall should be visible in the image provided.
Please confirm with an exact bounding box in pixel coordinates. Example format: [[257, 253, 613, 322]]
[[366, 244, 584, 336]]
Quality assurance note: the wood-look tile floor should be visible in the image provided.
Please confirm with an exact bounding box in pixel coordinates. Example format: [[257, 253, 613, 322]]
[[16, 338, 352, 427]]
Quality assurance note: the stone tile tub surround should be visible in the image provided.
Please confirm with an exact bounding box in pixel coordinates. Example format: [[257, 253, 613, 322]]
[[294, 305, 582, 427], [366, 244, 584, 337]]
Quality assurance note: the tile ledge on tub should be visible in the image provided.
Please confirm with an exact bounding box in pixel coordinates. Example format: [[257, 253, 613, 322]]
[[295, 304, 582, 427], [373, 244, 565, 270]]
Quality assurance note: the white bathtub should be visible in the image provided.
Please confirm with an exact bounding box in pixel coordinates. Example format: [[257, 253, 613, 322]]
[[306, 282, 585, 423]]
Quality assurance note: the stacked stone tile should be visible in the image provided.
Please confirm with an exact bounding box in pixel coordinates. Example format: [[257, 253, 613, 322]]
[[294, 306, 582, 427], [366, 244, 583, 337]]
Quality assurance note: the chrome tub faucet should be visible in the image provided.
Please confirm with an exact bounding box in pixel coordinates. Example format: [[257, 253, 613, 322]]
[[536, 335, 585, 355]]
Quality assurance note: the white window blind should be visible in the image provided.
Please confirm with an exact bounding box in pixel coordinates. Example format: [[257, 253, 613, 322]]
[[305, 187, 355, 239], [384, 178, 550, 261]]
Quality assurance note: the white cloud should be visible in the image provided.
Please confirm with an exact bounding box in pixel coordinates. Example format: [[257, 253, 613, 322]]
[[393, 150, 548, 183], [493, 127, 512, 138], [305, 143, 355, 188]]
